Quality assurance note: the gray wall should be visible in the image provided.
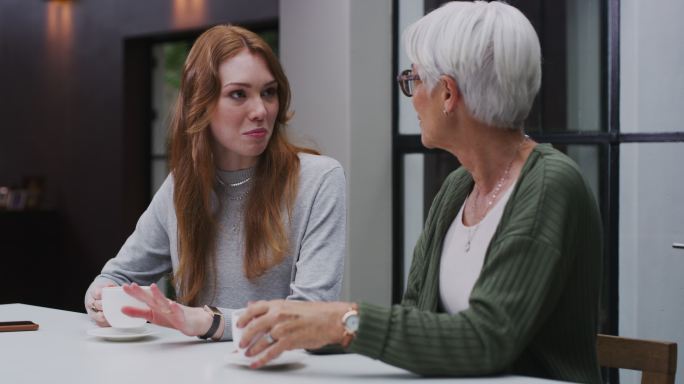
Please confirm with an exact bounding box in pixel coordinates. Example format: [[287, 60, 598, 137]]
[[280, 0, 393, 305]]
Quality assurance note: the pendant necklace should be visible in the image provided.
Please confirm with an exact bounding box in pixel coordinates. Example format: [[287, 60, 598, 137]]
[[216, 174, 252, 233], [464, 136, 527, 252]]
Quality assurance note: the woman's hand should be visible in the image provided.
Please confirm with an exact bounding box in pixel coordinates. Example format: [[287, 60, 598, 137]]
[[121, 283, 215, 337], [238, 300, 351, 368], [85, 280, 117, 327]]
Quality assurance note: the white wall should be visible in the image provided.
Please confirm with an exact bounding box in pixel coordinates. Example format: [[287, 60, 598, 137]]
[[620, 0, 684, 383], [280, 0, 393, 305]]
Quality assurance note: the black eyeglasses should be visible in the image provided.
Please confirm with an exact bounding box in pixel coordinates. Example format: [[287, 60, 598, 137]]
[[397, 69, 421, 97]]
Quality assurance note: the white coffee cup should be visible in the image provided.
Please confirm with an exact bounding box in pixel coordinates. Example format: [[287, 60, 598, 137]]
[[231, 308, 266, 357], [101, 286, 151, 328], [231, 308, 248, 355]]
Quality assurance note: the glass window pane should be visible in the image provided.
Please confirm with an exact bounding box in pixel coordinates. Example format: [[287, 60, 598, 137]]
[[620, 143, 684, 383], [397, 0, 423, 135], [151, 42, 189, 157], [510, 0, 604, 133], [150, 44, 168, 157], [259, 30, 279, 56], [565, 0, 602, 132], [403, 154, 424, 287], [548, 143, 607, 334], [402, 151, 460, 290], [150, 41, 188, 200], [621, 0, 684, 133], [553, 144, 601, 203]]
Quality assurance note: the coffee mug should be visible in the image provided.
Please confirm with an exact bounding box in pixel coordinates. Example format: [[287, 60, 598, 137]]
[[231, 308, 267, 357], [101, 286, 151, 328], [231, 308, 248, 355]]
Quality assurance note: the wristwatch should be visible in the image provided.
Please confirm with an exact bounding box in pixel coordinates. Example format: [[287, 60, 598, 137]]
[[198, 305, 223, 340], [340, 304, 359, 348]]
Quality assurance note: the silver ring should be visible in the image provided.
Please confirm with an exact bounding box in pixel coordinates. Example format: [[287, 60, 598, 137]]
[[264, 332, 275, 344]]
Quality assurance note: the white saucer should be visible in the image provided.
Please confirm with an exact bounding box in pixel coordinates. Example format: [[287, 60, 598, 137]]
[[224, 350, 307, 367], [87, 325, 155, 341]]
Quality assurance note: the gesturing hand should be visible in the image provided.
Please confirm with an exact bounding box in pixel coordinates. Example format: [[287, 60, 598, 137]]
[[237, 300, 351, 369], [121, 283, 212, 337]]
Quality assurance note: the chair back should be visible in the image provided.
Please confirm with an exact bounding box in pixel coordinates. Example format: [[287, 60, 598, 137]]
[[597, 334, 677, 384]]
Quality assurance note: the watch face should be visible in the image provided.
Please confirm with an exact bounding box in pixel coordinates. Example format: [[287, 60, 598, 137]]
[[345, 314, 359, 332]]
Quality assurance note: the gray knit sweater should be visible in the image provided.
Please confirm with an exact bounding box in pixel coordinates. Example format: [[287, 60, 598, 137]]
[[86, 153, 346, 340]]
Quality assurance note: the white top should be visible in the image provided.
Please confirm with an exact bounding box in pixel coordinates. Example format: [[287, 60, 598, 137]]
[[0, 304, 564, 384], [439, 184, 515, 314]]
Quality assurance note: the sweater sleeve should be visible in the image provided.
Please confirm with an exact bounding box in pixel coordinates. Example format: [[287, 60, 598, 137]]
[[88, 176, 174, 290], [287, 165, 346, 302]]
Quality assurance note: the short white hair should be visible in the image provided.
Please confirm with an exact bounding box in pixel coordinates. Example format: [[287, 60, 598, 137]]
[[403, 1, 541, 129]]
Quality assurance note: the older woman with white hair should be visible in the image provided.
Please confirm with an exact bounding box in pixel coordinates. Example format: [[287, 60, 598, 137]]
[[237, 2, 602, 382]]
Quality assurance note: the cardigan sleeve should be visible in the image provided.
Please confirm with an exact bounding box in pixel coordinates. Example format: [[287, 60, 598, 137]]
[[349, 236, 567, 376], [348, 154, 594, 376]]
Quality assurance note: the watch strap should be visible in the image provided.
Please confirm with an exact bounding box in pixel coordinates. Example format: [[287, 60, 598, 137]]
[[198, 305, 222, 340]]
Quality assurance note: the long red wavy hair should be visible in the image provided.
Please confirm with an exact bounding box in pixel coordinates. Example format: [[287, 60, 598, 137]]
[[169, 25, 317, 306]]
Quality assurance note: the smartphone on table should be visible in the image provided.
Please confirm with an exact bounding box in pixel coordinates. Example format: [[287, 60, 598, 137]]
[[0, 321, 39, 332]]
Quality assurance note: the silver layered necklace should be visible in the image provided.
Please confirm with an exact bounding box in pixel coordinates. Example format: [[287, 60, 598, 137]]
[[215, 175, 252, 200], [216, 174, 252, 232], [464, 135, 527, 252], [216, 175, 252, 188]]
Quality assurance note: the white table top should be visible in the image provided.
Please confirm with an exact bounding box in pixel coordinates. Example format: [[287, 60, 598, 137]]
[[0, 304, 563, 384]]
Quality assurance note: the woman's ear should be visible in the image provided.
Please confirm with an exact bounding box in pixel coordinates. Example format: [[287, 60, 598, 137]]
[[440, 75, 460, 114]]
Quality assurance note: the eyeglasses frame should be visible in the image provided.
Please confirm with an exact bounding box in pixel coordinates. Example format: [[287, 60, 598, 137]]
[[396, 69, 421, 97]]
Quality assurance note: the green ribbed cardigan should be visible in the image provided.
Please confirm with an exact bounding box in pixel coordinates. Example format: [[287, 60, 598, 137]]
[[349, 144, 603, 383]]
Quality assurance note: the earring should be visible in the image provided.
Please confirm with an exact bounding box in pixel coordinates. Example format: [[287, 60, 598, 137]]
[[442, 109, 450, 117]]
